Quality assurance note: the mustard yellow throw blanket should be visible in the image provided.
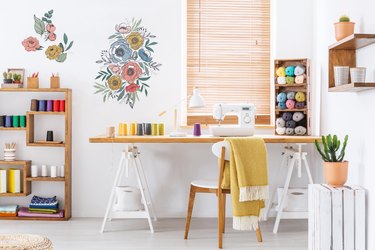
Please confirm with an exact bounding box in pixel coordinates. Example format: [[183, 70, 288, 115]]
[[221, 137, 269, 230]]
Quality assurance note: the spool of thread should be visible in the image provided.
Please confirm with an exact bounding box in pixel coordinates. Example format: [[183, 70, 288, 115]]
[[118, 123, 128, 136], [50, 165, 57, 178], [41, 165, 47, 177], [130, 123, 137, 135], [137, 123, 144, 136], [12, 115, 20, 127], [158, 123, 165, 136], [0, 115, 5, 127], [46, 130, 54, 141], [20, 116, 26, 127], [53, 100, 60, 112], [193, 123, 201, 136], [30, 99, 38, 111], [106, 126, 115, 138], [38, 100, 46, 111], [59, 165, 65, 177], [144, 123, 152, 135], [46, 100, 53, 112], [151, 123, 158, 136], [59, 100, 65, 112], [31, 165, 38, 177], [5, 116, 12, 127]]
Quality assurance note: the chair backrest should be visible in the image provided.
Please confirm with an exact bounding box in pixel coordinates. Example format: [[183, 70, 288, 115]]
[[212, 141, 230, 160]]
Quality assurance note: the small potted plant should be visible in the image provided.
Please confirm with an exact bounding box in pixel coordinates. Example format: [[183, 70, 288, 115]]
[[334, 15, 355, 41], [315, 134, 349, 187], [12, 73, 21, 84], [3, 72, 13, 83]]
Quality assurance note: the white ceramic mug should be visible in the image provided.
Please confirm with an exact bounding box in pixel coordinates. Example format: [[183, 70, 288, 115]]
[[31, 165, 39, 177], [50, 165, 57, 178]]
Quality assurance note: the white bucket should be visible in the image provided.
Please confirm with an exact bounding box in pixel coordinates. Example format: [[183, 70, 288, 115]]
[[350, 67, 366, 83], [114, 186, 143, 211], [334, 66, 349, 86], [276, 187, 308, 212]]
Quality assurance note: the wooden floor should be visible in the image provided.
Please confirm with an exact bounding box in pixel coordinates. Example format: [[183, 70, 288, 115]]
[[0, 218, 308, 249]]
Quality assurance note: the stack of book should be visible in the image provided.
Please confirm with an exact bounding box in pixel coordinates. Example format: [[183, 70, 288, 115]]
[[0, 205, 18, 217]]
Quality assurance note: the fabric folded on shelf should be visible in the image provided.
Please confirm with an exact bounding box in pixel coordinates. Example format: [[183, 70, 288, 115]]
[[18, 207, 64, 218], [0, 205, 18, 213], [0, 212, 17, 217], [28, 208, 58, 214], [30, 195, 58, 207]]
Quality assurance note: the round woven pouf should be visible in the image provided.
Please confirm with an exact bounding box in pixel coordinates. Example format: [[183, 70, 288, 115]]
[[0, 234, 53, 250]]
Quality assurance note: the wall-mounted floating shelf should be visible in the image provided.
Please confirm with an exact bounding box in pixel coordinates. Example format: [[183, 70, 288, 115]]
[[329, 34, 375, 92]]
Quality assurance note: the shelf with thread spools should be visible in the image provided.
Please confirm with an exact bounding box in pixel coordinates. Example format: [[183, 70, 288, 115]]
[[274, 58, 311, 136]]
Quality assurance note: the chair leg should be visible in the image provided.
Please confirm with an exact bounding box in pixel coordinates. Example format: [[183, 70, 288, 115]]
[[222, 194, 226, 234], [218, 193, 224, 248], [256, 223, 263, 242], [184, 185, 196, 240]]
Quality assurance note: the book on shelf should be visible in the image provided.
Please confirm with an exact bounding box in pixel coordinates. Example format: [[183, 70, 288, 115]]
[[7, 169, 21, 193], [0, 169, 7, 193]]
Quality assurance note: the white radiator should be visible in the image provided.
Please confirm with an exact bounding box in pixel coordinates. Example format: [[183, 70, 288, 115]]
[[308, 184, 365, 250]]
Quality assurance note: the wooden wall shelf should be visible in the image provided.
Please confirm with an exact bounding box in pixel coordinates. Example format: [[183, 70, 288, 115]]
[[0, 88, 70, 93], [0, 127, 26, 131], [27, 111, 65, 115], [26, 177, 65, 182], [329, 34, 375, 92], [0, 160, 31, 196]]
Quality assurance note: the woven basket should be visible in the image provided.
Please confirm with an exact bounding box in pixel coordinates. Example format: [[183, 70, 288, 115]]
[[0, 234, 53, 250], [350, 67, 366, 83], [334, 66, 349, 86]]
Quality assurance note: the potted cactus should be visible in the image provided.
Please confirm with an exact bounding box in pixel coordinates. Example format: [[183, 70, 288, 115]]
[[315, 134, 349, 187], [334, 15, 355, 41], [3, 72, 13, 83], [12, 73, 21, 84]]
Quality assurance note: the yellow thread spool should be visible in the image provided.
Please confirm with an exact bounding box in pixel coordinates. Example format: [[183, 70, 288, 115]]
[[130, 123, 137, 135], [119, 123, 128, 136], [158, 123, 165, 136], [151, 123, 158, 136]]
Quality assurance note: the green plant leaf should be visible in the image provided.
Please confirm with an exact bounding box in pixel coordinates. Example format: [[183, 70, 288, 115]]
[[59, 42, 65, 52], [56, 53, 67, 63], [148, 42, 158, 46], [142, 83, 150, 87], [145, 46, 154, 52], [63, 33, 68, 44], [108, 34, 117, 39], [117, 89, 125, 101], [139, 76, 151, 81], [145, 88, 148, 96], [34, 15, 45, 36], [66, 41, 73, 51]]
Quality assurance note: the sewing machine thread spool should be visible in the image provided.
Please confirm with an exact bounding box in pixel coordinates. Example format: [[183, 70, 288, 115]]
[[130, 123, 136, 135], [158, 123, 165, 136], [0, 116, 4, 127], [144, 123, 152, 135], [106, 126, 115, 138], [53, 100, 60, 112], [38, 100, 46, 111], [12, 115, 19, 127], [5, 116, 12, 127], [193, 123, 201, 136], [46, 100, 53, 112], [46, 131, 54, 141], [118, 123, 128, 136], [20, 116, 26, 127], [59, 100, 65, 112], [30, 99, 38, 111], [137, 123, 144, 136]]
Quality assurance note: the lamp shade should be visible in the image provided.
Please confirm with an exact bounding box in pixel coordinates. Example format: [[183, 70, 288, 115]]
[[189, 88, 205, 108]]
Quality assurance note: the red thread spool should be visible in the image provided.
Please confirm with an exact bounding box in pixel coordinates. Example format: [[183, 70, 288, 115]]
[[53, 100, 60, 112], [59, 100, 65, 112]]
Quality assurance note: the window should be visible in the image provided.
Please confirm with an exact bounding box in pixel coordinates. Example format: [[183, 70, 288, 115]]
[[186, 0, 271, 125]]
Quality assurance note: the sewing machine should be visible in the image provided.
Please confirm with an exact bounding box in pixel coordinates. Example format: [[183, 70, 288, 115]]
[[209, 103, 255, 137]]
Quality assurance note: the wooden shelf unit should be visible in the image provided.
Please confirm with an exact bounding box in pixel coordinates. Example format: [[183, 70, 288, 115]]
[[274, 59, 311, 136], [0, 160, 31, 197], [0, 127, 26, 131], [329, 34, 375, 92], [0, 88, 72, 221]]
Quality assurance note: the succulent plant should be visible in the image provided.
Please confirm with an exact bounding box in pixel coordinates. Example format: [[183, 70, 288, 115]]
[[339, 15, 350, 22], [315, 134, 348, 162], [12, 73, 21, 82], [3, 72, 12, 80]]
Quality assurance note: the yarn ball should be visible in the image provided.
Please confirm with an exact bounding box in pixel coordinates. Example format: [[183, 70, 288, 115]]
[[295, 91, 306, 102], [286, 120, 296, 128], [292, 112, 304, 122], [276, 127, 286, 135], [278, 102, 286, 110], [277, 76, 286, 84], [286, 76, 295, 84], [276, 66, 286, 77], [294, 65, 305, 76], [285, 128, 295, 135], [276, 117, 286, 128], [287, 91, 295, 100], [286, 99, 296, 109], [282, 112, 293, 121], [276, 92, 287, 103], [295, 126, 307, 135], [285, 66, 296, 76], [295, 102, 305, 109], [295, 74, 305, 84]]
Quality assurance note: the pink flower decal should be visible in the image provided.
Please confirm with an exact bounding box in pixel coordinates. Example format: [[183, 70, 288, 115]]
[[21, 36, 41, 51], [122, 62, 142, 83], [125, 83, 140, 93], [115, 23, 131, 34], [46, 24, 56, 33], [108, 64, 121, 74], [48, 33, 56, 41]]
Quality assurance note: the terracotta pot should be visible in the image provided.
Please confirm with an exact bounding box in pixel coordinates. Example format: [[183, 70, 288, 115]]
[[334, 22, 355, 41], [324, 161, 348, 187]]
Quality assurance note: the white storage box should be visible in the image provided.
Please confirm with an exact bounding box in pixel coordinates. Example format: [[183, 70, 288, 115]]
[[276, 187, 308, 212]]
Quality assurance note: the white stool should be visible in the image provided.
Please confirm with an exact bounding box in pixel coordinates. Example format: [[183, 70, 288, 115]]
[[265, 143, 313, 233], [101, 145, 157, 233]]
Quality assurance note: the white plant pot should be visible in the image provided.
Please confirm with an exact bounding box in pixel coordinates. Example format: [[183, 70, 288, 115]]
[[4, 149, 16, 161], [350, 67, 366, 83], [334, 66, 349, 86]]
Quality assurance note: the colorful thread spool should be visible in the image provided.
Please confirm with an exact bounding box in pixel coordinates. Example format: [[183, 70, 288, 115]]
[[59, 100, 65, 112], [151, 123, 158, 136], [137, 123, 144, 136], [5, 116, 12, 127], [130, 123, 137, 135], [30, 99, 38, 111], [0, 116, 5, 127], [12, 115, 20, 127], [193, 123, 201, 136], [20, 115, 26, 127], [38, 100, 46, 111], [53, 100, 60, 112], [118, 123, 128, 136], [46, 131, 54, 141], [158, 123, 165, 136], [47, 100, 53, 112], [144, 123, 152, 135]]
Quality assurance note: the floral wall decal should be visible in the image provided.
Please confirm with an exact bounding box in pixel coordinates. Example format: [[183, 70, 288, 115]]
[[94, 18, 161, 109], [21, 10, 74, 63]]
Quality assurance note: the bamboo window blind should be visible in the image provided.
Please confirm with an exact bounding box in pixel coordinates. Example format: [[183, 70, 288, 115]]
[[186, 0, 271, 125]]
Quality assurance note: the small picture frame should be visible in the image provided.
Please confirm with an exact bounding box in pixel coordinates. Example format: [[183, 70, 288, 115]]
[[8, 68, 25, 84]]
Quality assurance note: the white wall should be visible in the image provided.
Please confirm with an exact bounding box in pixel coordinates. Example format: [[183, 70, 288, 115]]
[[0, 0, 317, 219], [314, 0, 375, 248]]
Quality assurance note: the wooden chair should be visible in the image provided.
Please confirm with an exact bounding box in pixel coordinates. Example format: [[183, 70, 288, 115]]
[[184, 141, 263, 248]]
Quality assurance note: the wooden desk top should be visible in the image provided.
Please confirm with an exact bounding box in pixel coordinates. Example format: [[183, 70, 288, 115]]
[[89, 135, 321, 144]]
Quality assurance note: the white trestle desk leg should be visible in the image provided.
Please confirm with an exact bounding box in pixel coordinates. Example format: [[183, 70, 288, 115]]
[[273, 155, 295, 234], [100, 151, 127, 233], [134, 152, 158, 221], [303, 153, 313, 184]]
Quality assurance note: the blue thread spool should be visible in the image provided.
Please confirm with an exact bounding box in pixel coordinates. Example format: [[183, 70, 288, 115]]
[[38, 100, 46, 111], [5, 116, 12, 127]]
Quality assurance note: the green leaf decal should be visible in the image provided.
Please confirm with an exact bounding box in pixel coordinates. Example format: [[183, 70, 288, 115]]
[[66, 41, 73, 51], [63, 33, 68, 44], [56, 53, 67, 63], [34, 15, 45, 36]]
